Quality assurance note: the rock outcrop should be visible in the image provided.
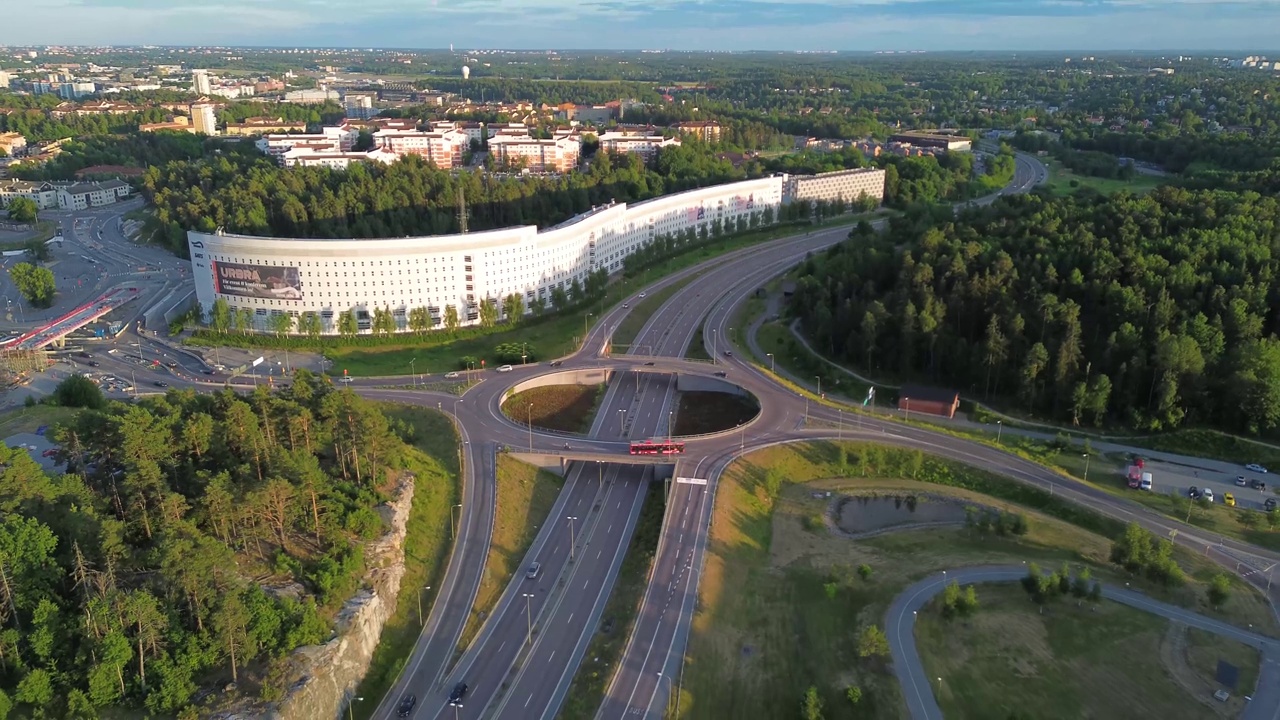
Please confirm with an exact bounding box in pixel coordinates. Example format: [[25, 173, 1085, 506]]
[[212, 473, 415, 720]]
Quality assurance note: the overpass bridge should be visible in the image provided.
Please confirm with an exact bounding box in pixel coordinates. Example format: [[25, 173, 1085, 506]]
[[5, 287, 141, 350]]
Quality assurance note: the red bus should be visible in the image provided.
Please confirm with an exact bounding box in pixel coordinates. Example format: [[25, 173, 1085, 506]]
[[630, 440, 685, 455]]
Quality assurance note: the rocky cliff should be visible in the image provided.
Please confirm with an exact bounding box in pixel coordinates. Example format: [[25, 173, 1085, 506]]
[[213, 473, 415, 720]]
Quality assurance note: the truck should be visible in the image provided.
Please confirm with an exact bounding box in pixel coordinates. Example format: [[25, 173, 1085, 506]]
[[1126, 464, 1144, 488]]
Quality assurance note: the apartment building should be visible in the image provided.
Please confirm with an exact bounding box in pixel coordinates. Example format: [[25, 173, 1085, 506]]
[[887, 131, 973, 152], [487, 134, 580, 173], [140, 117, 195, 133], [0, 132, 26, 156], [782, 167, 886, 206], [0, 179, 130, 211], [596, 130, 681, 161], [256, 124, 360, 162], [191, 103, 218, 135], [372, 127, 468, 169], [281, 149, 399, 169], [224, 117, 308, 136], [673, 120, 723, 143]]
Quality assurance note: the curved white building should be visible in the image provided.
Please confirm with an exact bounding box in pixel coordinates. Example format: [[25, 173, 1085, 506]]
[[188, 176, 785, 333]]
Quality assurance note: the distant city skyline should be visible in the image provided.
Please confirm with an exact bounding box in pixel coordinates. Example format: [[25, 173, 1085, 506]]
[[1, 0, 1277, 53]]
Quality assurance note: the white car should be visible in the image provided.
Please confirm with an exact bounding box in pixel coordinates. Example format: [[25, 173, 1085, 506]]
[[445, 371, 460, 379], [1202, 488, 1215, 503], [1246, 463, 1269, 474], [338, 376, 354, 384], [496, 365, 514, 373], [638, 292, 647, 298]]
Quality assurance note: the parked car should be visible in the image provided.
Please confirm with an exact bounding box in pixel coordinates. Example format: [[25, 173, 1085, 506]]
[[1266, 498, 1277, 512], [42, 448, 57, 457], [1225, 493, 1237, 507], [1203, 488, 1216, 503], [1252, 479, 1267, 491], [1187, 486, 1201, 499], [449, 682, 468, 704], [497, 364, 514, 373], [445, 371, 460, 379], [397, 694, 416, 717], [1237, 476, 1248, 486], [78, 351, 92, 358], [526, 562, 541, 580], [1247, 463, 1269, 474]]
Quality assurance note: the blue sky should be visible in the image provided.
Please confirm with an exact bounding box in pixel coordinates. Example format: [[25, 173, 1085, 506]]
[[2, 0, 1276, 51]]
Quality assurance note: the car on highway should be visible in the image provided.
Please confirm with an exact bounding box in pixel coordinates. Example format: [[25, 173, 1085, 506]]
[[526, 562, 541, 580], [723, 350, 732, 357], [638, 292, 647, 298], [338, 376, 354, 384], [202, 369, 215, 375], [448, 682, 468, 704], [154, 381, 168, 388], [549, 360, 563, 367], [622, 303, 629, 309], [644, 361, 655, 366], [1203, 488, 1216, 503], [397, 694, 416, 717], [1247, 464, 1269, 474], [1225, 493, 1236, 507], [445, 371, 461, 379], [89, 361, 100, 367], [496, 364, 513, 373], [714, 371, 727, 378], [78, 351, 92, 358], [1237, 476, 1248, 486]]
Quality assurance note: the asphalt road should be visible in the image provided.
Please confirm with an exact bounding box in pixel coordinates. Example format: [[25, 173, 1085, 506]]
[[886, 565, 1280, 720]]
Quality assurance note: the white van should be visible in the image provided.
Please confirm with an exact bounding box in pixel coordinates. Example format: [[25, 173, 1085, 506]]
[[1139, 472, 1153, 491]]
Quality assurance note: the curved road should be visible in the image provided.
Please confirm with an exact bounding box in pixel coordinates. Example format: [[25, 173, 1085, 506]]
[[887, 565, 1280, 720]]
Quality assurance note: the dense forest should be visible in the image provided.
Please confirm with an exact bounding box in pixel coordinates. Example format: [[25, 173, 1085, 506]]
[[0, 377, 435, 717], [790, 187, 1280, 435]]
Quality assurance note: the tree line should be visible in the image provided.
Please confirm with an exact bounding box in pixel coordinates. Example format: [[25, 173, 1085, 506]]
[[790, 186, 1280, 435], [0, 377, 431, 717]]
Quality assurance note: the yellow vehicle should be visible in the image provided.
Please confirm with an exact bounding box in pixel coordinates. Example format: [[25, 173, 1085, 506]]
[[1224, 493, 1236, 507]]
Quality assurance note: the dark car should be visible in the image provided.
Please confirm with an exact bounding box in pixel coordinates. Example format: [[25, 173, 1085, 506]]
[[1188, 486, 1200, 499], [644, 361, 655, 366], [1267, 498, 1278, 513], [714, 371, 727, 378], [78, 351, 92, 358], [397, 694, 416, 717], [166, 361, 179, 368], [89, 361, 100, 367], [154, 381, 168, 388], [448, 682, 468, 704], [202, 369, 215, 375], [723, 350, 732, 357], [549, 360, 563, 367], [1252, 479, 1268, 491]]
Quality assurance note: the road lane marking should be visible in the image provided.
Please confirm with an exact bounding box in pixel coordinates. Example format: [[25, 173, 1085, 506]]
[[525, 693, 534, 708], [584, 580, 590, 589], [567, 613, 574, 624]]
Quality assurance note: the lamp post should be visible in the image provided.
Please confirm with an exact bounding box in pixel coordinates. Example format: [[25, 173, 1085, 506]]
[[410, 357, 417, 387], [766, 352, 774, 372], [346, 694, 364, 720], [1082, 453, 1091, 483], [815, 375, 822, 399], [417, 585, 432, 626], [997, 420, 1003, 444], [521, 342, 527, 365], [712, 328, 717, 359], [451, 703, 462, 720], [618, 409, 626, 435], [522, 592, 535, 645], [527, 403, 534, 451], [451, 503, 462, 539], [838, 409, 842, 440], [584, 312, 593, 341], [668, 410, 674, 443], [566, 515, 579, 559]]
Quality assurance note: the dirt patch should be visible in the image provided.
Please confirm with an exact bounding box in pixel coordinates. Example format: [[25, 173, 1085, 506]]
[[673, 390, 758, 436], [1159, 623, 1231, 717], [502, 383, 605, 434]]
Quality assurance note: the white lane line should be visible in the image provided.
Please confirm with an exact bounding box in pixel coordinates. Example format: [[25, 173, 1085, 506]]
[[497, 640, 506, 655], [568, 613, 574, 624], [549, 650, 556, 662], [525, 693, 535, 708], [597, 550, 603, 560], [584, 579, 590, 590], [608, 524, 613, 534]]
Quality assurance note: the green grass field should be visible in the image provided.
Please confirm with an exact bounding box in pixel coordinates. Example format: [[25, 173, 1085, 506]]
[[353, 404, 461, 720], [673, 440, 1276, 720], [558, 483, 666, 720], [501, 384, 605, 434], [456, 455, 564, 653], [1043, 158, 1167, 196], [686, 320, 711, 360], [915, 584, 1253, 720], [0, 404, 78, 437]]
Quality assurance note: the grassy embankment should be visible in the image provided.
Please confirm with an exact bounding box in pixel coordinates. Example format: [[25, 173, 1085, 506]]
[[455, 456, 565, 654], [672, 440, 1274, 720], [557, 483, 666, 720], [353, 405, 461, 720], [501, 384, 606, 435], [1042, 157, 1167, 197], [915, 584, 1259, 719]]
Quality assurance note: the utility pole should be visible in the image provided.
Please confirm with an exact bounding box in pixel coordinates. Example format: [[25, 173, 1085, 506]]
[[457, 186, 468, 234]]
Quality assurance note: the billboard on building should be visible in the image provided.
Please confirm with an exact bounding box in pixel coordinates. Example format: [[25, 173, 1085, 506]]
[[212, 261, 303, 300]]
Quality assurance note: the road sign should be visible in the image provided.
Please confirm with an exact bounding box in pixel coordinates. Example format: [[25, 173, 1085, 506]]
[[676, 477, 708, 485], [252, 356, 265, 367]]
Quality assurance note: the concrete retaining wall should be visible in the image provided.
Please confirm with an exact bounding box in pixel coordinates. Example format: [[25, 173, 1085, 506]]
[[499, 367, 615, 406], [675, 373, 751, 397]]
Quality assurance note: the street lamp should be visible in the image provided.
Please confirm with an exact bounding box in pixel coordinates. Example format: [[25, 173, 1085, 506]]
[[417, 585, 432, 626], [450, 703, 463, 720], [712, 328, 717, 359], [815, 375, 822, 398], [1082, 453, 1091, 483], [347, 694, 364, 720], [618, 409, 626, 435], [451, 504, 462, 539], [584, 312, 593, 340], [527, 403, 534, 451], [566, 515, 579, 559], [522, 592, 535, 645], [410, 357, 417, 387], [668, 410, 674, 443], [996, 420, 1003, 444], [766, 352, 774, 372]]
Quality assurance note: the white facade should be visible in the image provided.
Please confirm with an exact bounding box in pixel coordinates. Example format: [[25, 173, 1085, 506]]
[[488, 134, 581, 173], [597, 131, 681, 161], [191, 103, 218, 135], [783, 168, 886, 206], [0, 179, 130, 211], [188, 176, 785, 334]]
